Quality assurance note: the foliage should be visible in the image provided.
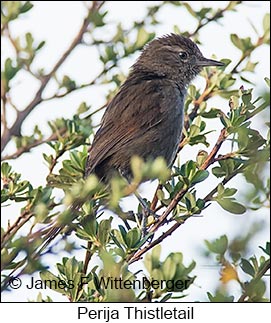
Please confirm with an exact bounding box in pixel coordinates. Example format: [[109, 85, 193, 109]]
[[1, 1, 270, 302]]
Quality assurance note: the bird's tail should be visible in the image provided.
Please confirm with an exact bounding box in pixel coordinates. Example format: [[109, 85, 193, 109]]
[[35, 200, 83, 256]]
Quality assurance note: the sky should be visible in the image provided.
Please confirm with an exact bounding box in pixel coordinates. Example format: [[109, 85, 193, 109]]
[[1, 1, 270, 302]]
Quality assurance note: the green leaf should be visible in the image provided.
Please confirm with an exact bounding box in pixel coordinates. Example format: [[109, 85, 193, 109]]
[[205, 235, 228, 255], [118, 225, 127, 242], [229, 95, 239, 109], [36, 40, 45, 51], [196, 198, 205, 210], [183, 3, 197, 18], [150, 245, 161, 270], [162, 256, 176, 281], [88, 10, 107, 27], [189, 124, 200, 137], [207, 291, 234, 302], [135, 28, 150, 49], [216, 198, 246, 214], [188, 84, 197, 98], [212, 167, 226, 178], [125, 227, 141, 249], [201, 108, 222, 119], [220, 113, 232, 128], [1, 162, 12, 177], [230, 34, 253, 52], [243, 60, 258, 72], [20, 2, 33, 13], [191, 170, 209, 185], [223, 188, 237, 197], [98, 218, 112, 246], [245, 279, 266, 300], [62, 75, 76, 91], [160, 293, 173, 302], [220, 58, 232, 67], [150, 157, 171, 182], [77, 102, 88, 114], [4, 58, 20, 82], [25, 32, 34, 50], [259, 242, 270, 256], [263, 13, 270, 34], [1, 194, 9, 203], [230, 34, 244, 51], [40, 271, 66, 294], [197, 7, 212, 20], [240, 258, 255, 277], [242, 92, 252, 106], [220, 75, 236, 89]]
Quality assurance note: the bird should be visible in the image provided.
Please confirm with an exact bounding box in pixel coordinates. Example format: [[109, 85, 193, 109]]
[[85, 33, 224, 183], [38, 33, 223, 252]]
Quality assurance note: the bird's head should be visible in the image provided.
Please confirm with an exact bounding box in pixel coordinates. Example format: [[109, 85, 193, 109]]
[[132, 33, 224, 87]]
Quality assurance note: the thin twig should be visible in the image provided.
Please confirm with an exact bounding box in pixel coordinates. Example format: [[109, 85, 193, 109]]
[[83, 241, 94, 274], [199, 128, 228, 170], [128, 126, 230, 263], [1, 129, 66, 161], [1, 1, 106, 152], [1, 210, 34, 247], [42, 64, 115, 102], [237, 259, 270, 302], [128, 222, 182, 264], [231, 36, 264, 74], [150, 75, 216, 212], [188, 2, 242, 37], [128, 163, 244, 264]]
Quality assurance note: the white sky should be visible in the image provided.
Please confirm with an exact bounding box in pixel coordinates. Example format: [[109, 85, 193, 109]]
[[1, 1, 270, 302]]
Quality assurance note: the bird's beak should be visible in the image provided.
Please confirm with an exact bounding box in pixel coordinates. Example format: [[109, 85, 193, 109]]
[[195, 57, 224, 67]]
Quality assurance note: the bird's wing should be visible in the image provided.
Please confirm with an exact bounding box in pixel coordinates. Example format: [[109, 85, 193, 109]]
[[87, 79, 178, 173]]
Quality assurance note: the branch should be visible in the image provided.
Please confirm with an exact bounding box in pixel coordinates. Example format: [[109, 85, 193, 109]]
[[188, 2, 242, 37], [129, 125, 231, 263], [129, 163, 244, 264], [150, 75, 217, 211], [42, 64, 116, 102], [83, 241, 94, 274], [1, 210, 34, 248], [231, 36, 265, 74], [199, 128, 228, 170], [203, 166, 245, 203], [128, 222, 182, 264], [237, 259, 270, 302], [153, 127, 228, 230], [1, 1, 106, 153], [1, 129, 66, 161]]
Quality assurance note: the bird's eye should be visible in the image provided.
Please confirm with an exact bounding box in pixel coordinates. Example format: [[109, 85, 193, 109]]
[[179, 51, 188, 60]]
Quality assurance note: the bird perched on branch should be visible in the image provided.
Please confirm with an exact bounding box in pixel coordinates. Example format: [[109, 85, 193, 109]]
[[85, 33, 223, 183], [40, 33, 223, 251]]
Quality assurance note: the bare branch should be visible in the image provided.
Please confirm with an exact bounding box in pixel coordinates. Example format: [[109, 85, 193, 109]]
[[128, 222, 181, 264], [129, 161, 243, 264], [42, 64, 115, 102], [1, 1, 106, 152], [231, 36, 265, 74], [188, 2, 242, 37], [1, 210, 34, 248], [199, 128, 228, 170], [129, 126, 231, 263], [1, 130, 66, 161]]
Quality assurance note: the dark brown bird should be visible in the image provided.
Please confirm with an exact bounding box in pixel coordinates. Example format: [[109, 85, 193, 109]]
[[39, 34, 223, 252], [85, 34, 223, 183]]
